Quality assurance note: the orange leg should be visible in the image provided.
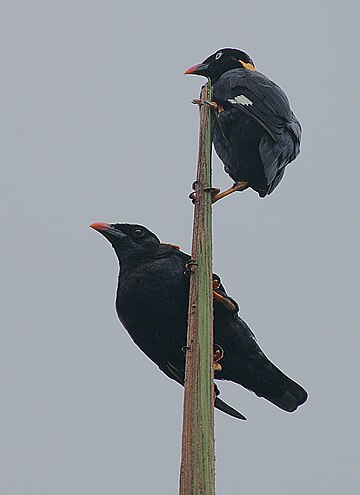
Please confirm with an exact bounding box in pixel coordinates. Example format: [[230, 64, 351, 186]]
[[212, 181, 249, 203], [192, 99, 224, 115], [213, 291, 238, 313], [213, 345, 224, 371]]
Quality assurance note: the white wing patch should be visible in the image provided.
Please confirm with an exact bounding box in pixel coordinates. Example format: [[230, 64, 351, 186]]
[[228, 95, 253, 106]]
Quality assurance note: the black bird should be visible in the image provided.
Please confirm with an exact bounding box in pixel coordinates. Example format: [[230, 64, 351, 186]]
[[90, 222, 307, 419], [185, 48, 301, 200]]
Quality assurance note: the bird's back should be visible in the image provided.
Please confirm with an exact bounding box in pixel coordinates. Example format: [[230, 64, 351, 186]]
[[213, 68, 301, 196]]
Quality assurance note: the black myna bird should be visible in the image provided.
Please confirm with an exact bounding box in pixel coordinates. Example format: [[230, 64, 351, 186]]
[[90, 222, 307, 419], [185, 48, 301, 200]]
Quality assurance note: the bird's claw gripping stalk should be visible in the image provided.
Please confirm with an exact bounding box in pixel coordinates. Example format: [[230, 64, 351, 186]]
[[192, 99, 224, 114], [205, 100, 224, 113], [184, 259, 198, 277], [188, 191, 197, 203], [212, 276, 221, 290], [213, 344, 224, 371], [191, 180, 199, 190], [212, 274, 239, 313], [203, 187, 221, 200], [189, 187, 221, 204]]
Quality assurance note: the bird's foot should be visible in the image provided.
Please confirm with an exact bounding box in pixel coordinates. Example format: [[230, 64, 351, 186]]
[[205, 100, 225, 114], [203, 187, 221, 198], [184, 259, 198, 277], [213, 344, 224, 371], [212, 181, 249, 203], [213, 291, 238, 313], [191, 99, 224, 115], [188, 191, 196, 203], [189, 180, 199, 203], [212, 275, 221, 290], [189, 187, 220, 204]]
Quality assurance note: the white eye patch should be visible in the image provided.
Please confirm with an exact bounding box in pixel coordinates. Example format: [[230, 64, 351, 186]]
[[228, 95, 253, 106]]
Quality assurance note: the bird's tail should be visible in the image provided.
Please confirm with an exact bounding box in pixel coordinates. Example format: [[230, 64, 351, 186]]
[[262, 373, 308, 412], [215, 397, 247, 420]]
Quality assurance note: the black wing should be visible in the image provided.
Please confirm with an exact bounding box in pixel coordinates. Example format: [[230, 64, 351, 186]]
[[215, 315, 308, 412], [213, 68, 301, 190], [214, 68, 297, 140]]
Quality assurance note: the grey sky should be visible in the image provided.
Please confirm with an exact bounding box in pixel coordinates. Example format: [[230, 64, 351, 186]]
[[1, 1, 358, 493]]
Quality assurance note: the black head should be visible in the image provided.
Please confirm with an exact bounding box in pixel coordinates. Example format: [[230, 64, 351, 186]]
[[90, 222, 160, 265], [185, 48, 255, 83]]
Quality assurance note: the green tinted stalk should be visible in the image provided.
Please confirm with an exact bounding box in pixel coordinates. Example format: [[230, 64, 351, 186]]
[[179, 82, 215, 495]]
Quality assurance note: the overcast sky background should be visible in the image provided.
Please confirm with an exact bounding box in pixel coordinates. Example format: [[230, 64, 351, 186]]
[[1, 1, 359, 493]]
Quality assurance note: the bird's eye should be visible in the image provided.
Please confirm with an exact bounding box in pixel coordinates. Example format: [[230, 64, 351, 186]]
[[133, 228, 144, 237], [215, 52, 223, 60]]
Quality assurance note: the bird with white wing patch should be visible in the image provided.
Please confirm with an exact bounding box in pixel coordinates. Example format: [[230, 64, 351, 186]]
[[185, 48, 301, 200]]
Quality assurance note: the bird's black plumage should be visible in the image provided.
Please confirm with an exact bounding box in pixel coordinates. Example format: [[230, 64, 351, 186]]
[[185, 48, 301, 197], [91, 222, 307, 419]]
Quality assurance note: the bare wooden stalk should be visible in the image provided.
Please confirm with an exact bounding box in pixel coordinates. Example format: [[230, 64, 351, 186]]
[[179, 82, 215, 495]]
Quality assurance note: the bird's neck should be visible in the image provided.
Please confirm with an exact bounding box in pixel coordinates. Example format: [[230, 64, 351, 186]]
[[117, 246, 174, 275]]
